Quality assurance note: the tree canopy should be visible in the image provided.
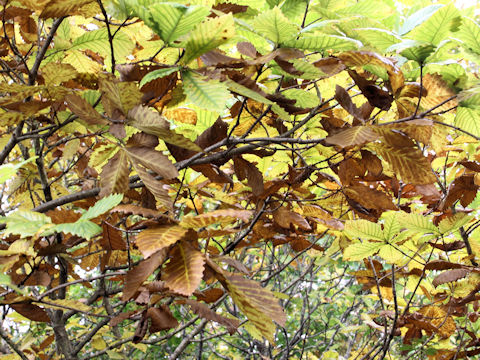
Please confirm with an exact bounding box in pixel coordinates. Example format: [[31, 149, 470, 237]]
[[0, 0, 479, 359]]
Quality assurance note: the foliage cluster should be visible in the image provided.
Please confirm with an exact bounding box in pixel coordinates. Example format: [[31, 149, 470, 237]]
[[0, 0, 479, 359]]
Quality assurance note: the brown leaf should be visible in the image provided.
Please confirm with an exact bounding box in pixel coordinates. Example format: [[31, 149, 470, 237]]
[[99, 78, 143, 115], [339, 51, 404, 94], [273, 207, 311, 231], [224, 274, 286, 343], [112, 204, 168, 219], [195, 117, 228, 150], [136, 225, 189, 259], [443, 174, 478, 209], [312, 57, 345, 77], [178, 299, 239, 334], [109, 310, 139, 327], [361, 150, 383, 177], [194, 288, 225, 303], [23, 270, 51, 287], [325, 126, 379, 148], [428, 240, 465, 252], [128, 105, 201, 152], [180, 209, 252, 229], [237, 42, 258, 58], [201, 50, 246, 68], [433, 269, 470, 288], [122, 250, 166, 301], [99, 150, 129, 198], [418, 305, 456, 338], [335, 85, 363, 120], [163, 242, 205, 296], [344, 184, 397, 211], [126, 146, 179, 179], [100, 222, 126, 251], [212, 3, 247, 15], [421, 73, 457, 113], [132, 164, 173, 211], [40, 0, 95, 18], [133, 311, 149, 343], [126, 132, 159, 148], [212, 255, 251, 275], [117, 64, 178, 102], [233, 156, 264, 196], [11, 303, 50, 322], [147, 305, 179, 333], [425, 260, 465, 271], [65, 94, 107, 126], [373, 131, 436, 185], [347, 69, 393, 111]]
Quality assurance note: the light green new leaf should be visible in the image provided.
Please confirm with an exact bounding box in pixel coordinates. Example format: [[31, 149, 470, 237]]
[[355, 28, 401, 52], [80, 193, 123, 221], [0, 211, 52, 238], [51, 221, 102, 240], [456, 17, 480, 55], [252, 7, 299, 44], [344, 220, 384, 241], [181, 14, 235, 65], [455, 106, 480, 138], [386, 40, 435, 63], [397, 212, 439, 236], [381, 212, 400, 242], [408, 4, 461, 46], [343, 241, 383, 261], [71, 28, 134, 62], [283, 89, 320, 108], [141, 3, 209, 44], [286, 35, 361, 52], [378, 244, 404, 264], [139, 67, 179, 88], [398, 4, 443, 36], [182, 70, 229, 111]]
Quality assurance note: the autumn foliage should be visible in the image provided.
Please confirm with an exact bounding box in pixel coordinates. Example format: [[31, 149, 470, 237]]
[[0, 0, 480, 359]]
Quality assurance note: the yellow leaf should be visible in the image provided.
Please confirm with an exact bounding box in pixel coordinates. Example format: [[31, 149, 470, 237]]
[[136, 225, 189, 258], [163, 242, 205, 296]]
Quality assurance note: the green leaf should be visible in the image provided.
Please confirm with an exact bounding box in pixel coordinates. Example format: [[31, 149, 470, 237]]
[[354, 28, 401, 52], [289, 59, 327, 80], [0, 211, 52, 237], [182, 70, 229, 111], [397, 213, 440, 236], [181, 14, 235, 65], [251, 7, 299, 44], [343, 241, 383, 261], [139, 67, 179, 88], [283, 89, 320, 108], [285, 35, 361, 52], [408, 4, 461, 46], [0, 157, 37, 185], [387, 40, 435, 63], [344, 220, 384, 241], [71, 28, 134, 62], [381, 212, 400, 242], [456, 17, 480, 55], [378, 244, 404, 264], [80, 193, 124, 221], [138, 3, 209, 44], [398, 4, 443, 36], [50, 221, 103, 241], [455, 106, 480, 138]]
